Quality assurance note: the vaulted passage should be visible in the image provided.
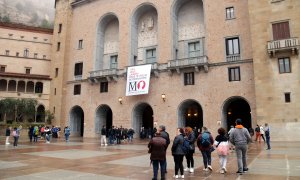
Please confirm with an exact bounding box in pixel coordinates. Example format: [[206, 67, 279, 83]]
[[132, 103, 153, 137], [178, 99, 203, 129], [69, 106, 84, 137]]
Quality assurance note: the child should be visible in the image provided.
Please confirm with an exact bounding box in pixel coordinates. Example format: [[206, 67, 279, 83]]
[[215, 128, 230, 174]]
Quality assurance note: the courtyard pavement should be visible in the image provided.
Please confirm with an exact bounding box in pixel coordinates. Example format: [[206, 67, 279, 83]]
[[0, 136, 299, 180]]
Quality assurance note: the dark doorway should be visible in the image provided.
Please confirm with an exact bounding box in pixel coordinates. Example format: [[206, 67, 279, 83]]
[[69, 106, 84, 137], [224, 97, 251, 131], [132, 103, 153, 137], [178, 100, 203, 129], [95, 105, 113, 133], [36, 105, 45, 123]]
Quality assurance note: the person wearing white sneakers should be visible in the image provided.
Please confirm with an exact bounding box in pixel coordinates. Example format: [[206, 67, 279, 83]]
[[5, 126, 11, 145], [183, 127, 196, 173], [197, 127, 214, 172], [214, 127, 230, 174], [171, 128, 185, 179]]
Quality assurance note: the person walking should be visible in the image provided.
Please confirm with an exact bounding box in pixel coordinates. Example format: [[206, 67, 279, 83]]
[[197, 127, 214, 172], [260, 125, 266, 142], [33, 126, 39, 142], [12, 127, 20, 147], [158, 125, 170, 173], [229, 119, 251, 174], [148, 132, 167, 180], [171, 128, 185, 179], [183, 127, 196, 173], [5, 126, 11, 145], [264, 123, 271, 150], [100, 125, 107, 146], [215, 127, 230, 174], [255, 125, 261, 142], [64, 126, 71, 142]]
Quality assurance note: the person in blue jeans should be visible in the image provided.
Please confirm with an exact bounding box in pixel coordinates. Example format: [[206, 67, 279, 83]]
[[64, 126, 71, 142], [264, 123, 271, 150], [148, 132, 167, 180], [197, 127, 214, 172]]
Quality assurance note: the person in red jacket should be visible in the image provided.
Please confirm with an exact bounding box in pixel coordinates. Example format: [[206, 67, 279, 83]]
[[197, 127, 214, 171], [148, 132, 167, 180]]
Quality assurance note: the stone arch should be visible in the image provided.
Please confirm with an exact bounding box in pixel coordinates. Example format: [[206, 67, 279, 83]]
[[69, 105, 84, 137], [132, 102, 154, 138], [8, 80, 16, 91], [26, 81, 34, 93], [222, 96, 252, 131], [178, 99, 203, 129], [95, 104, 113, 134], [36, 104, 45, 123], [35, 82, 43, 93], [17, 80, 26, 92], [0, 79, 7, 91], [130, 3, 158, 65], [95, 13, 119, 70], [171, 0, 205, 59]]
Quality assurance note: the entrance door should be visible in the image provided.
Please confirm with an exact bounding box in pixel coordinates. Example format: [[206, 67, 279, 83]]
[[69, 106, 84, 137]]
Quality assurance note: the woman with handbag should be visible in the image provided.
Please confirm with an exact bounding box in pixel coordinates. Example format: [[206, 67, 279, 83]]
[[183, 127, 196, 173], [214, 127, 230, 174]]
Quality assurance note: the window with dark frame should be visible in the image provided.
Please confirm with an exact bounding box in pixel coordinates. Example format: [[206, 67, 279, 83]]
[[5, 50, 9, 56], [228, 67, 241, 81], [100, 82, 108, 93], [78, 39, 83, 49], [53, 106, 55, 113], [284, 92, 291, 103], [146, 48, 156, 63], [43, 55, 46, 59], [110, 55, 118, 69], [74, 84, 81, 95], [74, 62, 83, 76], [24, 48, 29, 57], [226, 7, 235, 19], [184, 72, 195, 85], [25, 68, 31, 74], [57, 42, 61, 51], [188, 41, 201, 57], [58, 24, 62, 33], [54, 88, 56, 95], [278, 57, 291, 73], [55, 68, 59, 77], [0, 66, 5, 72], [34, 53, 38, 59], [272, 21, 290, 40], [226, 37, 240, 56], [16, 52, 19, 57]]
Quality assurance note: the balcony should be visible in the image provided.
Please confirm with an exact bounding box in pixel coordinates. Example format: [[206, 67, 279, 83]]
[[167, 56, 208, 74], [89, 69, 118, 82], [267, 37, 299, 57], [226, 54, 241, 62]]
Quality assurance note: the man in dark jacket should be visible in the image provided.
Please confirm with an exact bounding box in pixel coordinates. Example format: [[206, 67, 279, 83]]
[[148, 132, 167, 180], [158, 125, 170, 173], [229, 119, 251, 174]]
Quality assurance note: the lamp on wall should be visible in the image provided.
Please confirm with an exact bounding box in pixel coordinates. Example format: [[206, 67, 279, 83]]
[[118, 97, 123, 104], [161, 94, 166, 102]]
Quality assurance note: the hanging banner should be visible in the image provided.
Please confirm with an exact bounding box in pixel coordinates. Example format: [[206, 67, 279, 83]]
[[126, 64, 152, 96]]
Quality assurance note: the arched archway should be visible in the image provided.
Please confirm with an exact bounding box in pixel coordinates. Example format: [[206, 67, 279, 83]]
[[0, 79, 7, 91], [17, 81, 25, 92], [95, 13, 119, 70], [36, 105, 45, 123], [69, 106, 84, 137], [95, 104, 112, 134], [178, 99, 203, 129], [26, 81, 34, 93], [8, 80, 16, 91], [132, 103, 153, 137], [222, 97, 252, 131]]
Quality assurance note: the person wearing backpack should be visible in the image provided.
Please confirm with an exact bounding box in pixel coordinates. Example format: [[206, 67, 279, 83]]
[[171, 128, 185, 179], [254, 125, 261, 142], [214, 127, 229, 174], [183, 127, 196, 173], [229, 119, 251, 174], [197, 127, 214, 171], [12, 127, 20, 147]]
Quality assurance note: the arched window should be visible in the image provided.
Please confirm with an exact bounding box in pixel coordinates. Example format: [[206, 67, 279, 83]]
[[8, 80, 16, 91], [36, 105, 45, 122], [35, 82, 43, 93], [26, 81, 34, 93], [0, 79, 7, 91], [17, 81, 26, 92]]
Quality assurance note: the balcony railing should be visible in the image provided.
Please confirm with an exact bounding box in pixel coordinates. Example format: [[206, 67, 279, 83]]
[[267, 37, 299, 57], [226, 54, 241, 62], [167, 56, 208, 73], [89, 69, 118, 78]]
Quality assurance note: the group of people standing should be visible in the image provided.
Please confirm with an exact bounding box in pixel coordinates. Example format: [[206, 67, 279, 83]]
[[100, 125, 135, 146], [255, 123, 271, 150], [148, 119, 270, 180]]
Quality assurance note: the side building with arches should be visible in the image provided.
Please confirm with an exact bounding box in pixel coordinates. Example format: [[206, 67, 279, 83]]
[[51, 0, 256, 138]]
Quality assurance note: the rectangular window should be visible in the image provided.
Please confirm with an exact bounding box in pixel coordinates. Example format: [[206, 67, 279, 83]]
[[25, 68, 31, 74], [226, 7, 235, 19], [100, 82, 108, 93], [146, 48, 156, 63], [188, 41, 201, 57], [55, 68, 59, 77], [58, 23, 62, 33], [74, 84, 81, 95], [57, 42, 61, 51], [24, 49, 29, 57], [226, 37, 240, 61], [53, 106, 55, 113], [184, 72, 195, 85], [278, 57, 291, 73], [134, 56, 137, 65], [43, 55, 46, 59], [16, 52, 19, 57], [5, 50, 9, 56], [34, 53, 38, 59], [78, 39, 83, 49], [110, 55, 118, 69], [0, 66, 5, 72], [285, 92, 291, 103], [74, 62, 83, 76], [228, 67, 241, 81], [272, 21, 290, 40], [54, 88, 56, 95]]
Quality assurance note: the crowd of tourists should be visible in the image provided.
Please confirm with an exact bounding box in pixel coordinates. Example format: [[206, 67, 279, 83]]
[[100, 125, 135, 146], [147, 119, 271, 180]]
